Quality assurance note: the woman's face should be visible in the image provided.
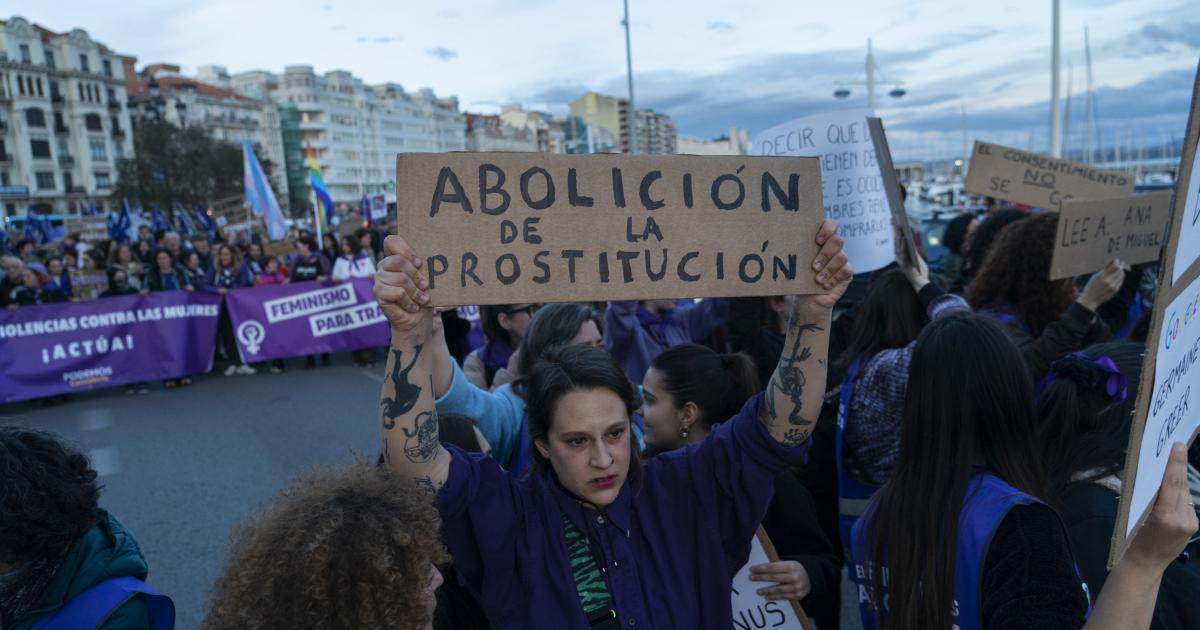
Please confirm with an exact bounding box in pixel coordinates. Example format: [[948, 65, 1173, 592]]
[[21, 269, 38, 289], [265, 258, 278, 273], [298, 242, 311, 256], [118, 246, 132, 264], [249, 244, 263, 259], [156, 252, 172, 270], [64, 253, 77, 268], [185, 253, 200, 270], [499, 305, 536, 342], [323, 235, 336, 250], [47, 259, 63, 275], [218, 247, 233, 267], [536, 387, 631, 508], [639, 367, 688, 450], [341, 239, 353, 255], [82, 255, 97, 270], [571, 320, 604, 348]]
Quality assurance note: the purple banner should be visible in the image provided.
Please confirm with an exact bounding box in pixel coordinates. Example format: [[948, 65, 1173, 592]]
[[0, 291, 223, 403], [223, 278, 389, 362]]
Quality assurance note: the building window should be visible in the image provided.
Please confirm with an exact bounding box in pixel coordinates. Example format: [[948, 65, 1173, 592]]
[[63, 172, 74, 191], [106, 88, 115, 103], [85, 114, 102, 131], [49, 80, 60, 100], [114, 141, 125, 160], [89, 138, 107, 161], [102, 59, 112, 77], [0, 171, 8, 187], [95, 172, 111, 188], [30, 139, 51, 158], [17, 76, 25, 96], [57, 138, 69, 157], [79, 54, 90, 72], [19, 44, 31, 64], [36, 171, 56, 190], [44, 50, 55, 69], [54, 112, 65, 130], [78, 83, 84, 100], [25, 108, 46, 127], [35, 78, 43, 97]]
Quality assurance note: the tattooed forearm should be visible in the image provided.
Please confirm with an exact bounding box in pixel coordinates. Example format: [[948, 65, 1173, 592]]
[[781, 427, 810, 447], [380, 344, 424, 430], [768, 322, 824, 426], [413, 475, 443, 494], [401, 380, 440, 464]]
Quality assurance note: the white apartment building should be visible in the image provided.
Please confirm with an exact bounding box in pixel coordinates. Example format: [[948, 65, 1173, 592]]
[[230, 66, 465, 204], [677, 128, 750, 156], [498, 104, 566, 153], [465, 113, 536, 152], [125, 63, 290, 201], [634, 109, 677, 155], [0, 16, 135, 216]]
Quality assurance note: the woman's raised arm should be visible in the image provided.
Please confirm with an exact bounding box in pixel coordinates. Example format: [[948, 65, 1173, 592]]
[[374, 234, 451, 491], [761, 219, 852, 447]]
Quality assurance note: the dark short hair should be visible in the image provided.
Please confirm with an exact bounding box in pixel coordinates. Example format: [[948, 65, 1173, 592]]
[[513, 303, 603, 388], [525, 344, 638, 478], [0, 427, 101, 565], [297, 235, 319, 253]]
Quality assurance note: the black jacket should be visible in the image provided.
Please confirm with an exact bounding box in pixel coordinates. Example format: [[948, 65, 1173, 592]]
[[761, 470, 843, 630]]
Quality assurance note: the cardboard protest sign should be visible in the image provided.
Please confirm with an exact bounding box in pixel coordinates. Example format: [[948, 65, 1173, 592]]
[[1049, 191, 1172, 280], [730, 527, 814, 630], [211, 196, 260, 238], [867, 117, 917, 267], [396, 152, 825, 306], [69, 269, 108, 300], [262, 239, 296, 259], [63, 216, 109, 243], [964, 141, 1133, 211], [753, 109, 893, 273], [1110, 62, 1200, 568]]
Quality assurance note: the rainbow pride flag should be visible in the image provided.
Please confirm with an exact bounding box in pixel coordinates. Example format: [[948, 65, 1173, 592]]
[[306, 141, 334, 236]]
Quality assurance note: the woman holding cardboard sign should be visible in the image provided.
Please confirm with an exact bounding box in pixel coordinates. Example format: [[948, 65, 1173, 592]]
[[373, 219, 851, 629], [849, 312, 1197, 630]]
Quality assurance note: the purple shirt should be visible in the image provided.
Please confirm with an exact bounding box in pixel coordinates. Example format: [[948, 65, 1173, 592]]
[[604, 298, 730, 383], [436, 392, 808, 629]]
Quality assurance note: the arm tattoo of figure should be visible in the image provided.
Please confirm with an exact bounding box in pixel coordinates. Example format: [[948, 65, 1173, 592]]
[[380, 344, 424, 430], [767, 321, 824, 427], [402, 404, 440, 463], [413, 475, 442, 494], [781, 427, 809, 447]]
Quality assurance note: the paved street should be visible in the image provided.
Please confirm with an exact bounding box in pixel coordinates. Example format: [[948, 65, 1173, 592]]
[[2, 355, 387, 629]]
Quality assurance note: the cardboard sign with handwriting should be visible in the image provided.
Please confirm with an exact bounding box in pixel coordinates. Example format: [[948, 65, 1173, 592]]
[[1110, 61, 1200, 569], [1049, 191, 1172, 280], [395, 153, 825, 306], [867, 117, 916, 267], [69, 269, 108, 300], [964, 141, 1133, 210], [63, 216, 109, 243], [731, 527, 815, 630]]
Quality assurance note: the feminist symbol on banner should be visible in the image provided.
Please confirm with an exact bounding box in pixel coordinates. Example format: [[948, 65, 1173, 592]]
[[237, 320, 266, 355]]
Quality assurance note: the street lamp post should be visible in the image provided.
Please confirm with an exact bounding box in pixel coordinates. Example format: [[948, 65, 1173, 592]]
[[622, 0, 637, 154], [833, 38, 906, 109]]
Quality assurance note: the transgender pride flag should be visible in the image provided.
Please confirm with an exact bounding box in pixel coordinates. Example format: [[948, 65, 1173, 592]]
[[243, 140, 287, 240]]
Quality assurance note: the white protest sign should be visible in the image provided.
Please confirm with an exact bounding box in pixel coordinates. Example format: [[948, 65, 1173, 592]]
[[1125, 279, 1200, 537], [371, 193, 388, 220], [1111, 60, 1200, 567], [1171, 130, 1200, 284], [752, 109, 893, 274], [730, 528, 813, 630]]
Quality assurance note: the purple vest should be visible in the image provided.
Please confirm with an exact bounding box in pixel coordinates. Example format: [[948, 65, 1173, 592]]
[[850, 473, 1090, 630], [836, 360, 878, 550]]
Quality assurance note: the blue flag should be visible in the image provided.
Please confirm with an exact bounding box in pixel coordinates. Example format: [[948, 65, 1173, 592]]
[[175, 204, 193, 237], [108, 199, 133, 244], [152, 205, 172, 233], [24, 206, 50, 244], [193, 205, 216, 240]]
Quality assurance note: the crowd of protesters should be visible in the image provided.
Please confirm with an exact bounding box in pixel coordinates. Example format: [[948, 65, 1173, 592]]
[[0, 221, 391, 391], [3, 201, 1200, 630]]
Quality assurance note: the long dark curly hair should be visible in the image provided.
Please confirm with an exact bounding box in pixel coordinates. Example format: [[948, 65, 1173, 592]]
[[965, 212, 1075, 336], [0, 427, 101, 565], [204, 460, 449, 630]]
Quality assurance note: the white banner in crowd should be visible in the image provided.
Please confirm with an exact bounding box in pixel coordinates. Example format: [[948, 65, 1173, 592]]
[[752, 108, 893, 274]]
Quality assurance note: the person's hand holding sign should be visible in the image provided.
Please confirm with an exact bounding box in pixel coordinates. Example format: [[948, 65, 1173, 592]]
[[1076, 259, 1125, 313], [375, 234, 433, 339], [749, 560, 811, 602], [895, 223, 930, 293]]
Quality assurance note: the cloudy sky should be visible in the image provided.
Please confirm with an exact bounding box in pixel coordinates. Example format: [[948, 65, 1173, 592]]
[[16, 0, 1198, 161]]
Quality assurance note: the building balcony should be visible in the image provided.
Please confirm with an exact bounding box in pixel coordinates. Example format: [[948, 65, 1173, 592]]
[[107, 99, 121, 111], [111, 127, 126, 139], [54, 125, 69, 134], [0, 153, 11, 164], [0, 120, 6, 132], [51, 94, 65, 106], [67, 186, 86, 194], [59, 155, 75, 167]]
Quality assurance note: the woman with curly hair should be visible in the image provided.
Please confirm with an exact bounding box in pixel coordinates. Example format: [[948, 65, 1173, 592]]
[[965, 212, 1123, 379], [204, 460, 447, 630], [0, 427, 173, 630]]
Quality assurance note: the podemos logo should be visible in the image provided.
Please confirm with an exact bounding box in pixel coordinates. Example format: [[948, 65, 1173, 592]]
[[237, 320, 266, 355]]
